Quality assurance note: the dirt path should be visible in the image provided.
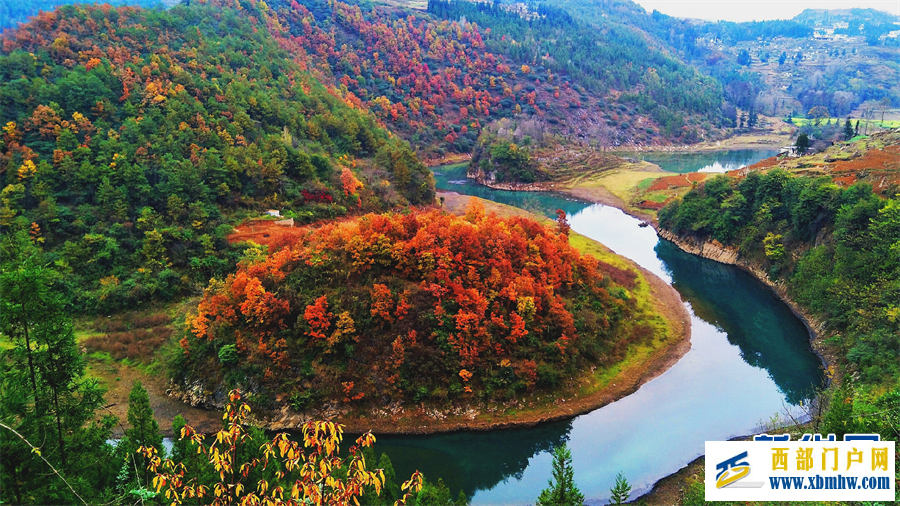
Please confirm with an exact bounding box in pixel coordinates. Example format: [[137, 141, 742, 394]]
[[90, 362, 223, 437]]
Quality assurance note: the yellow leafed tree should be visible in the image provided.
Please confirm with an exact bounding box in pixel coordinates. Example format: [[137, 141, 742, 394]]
[[139, 390, 422, 506]]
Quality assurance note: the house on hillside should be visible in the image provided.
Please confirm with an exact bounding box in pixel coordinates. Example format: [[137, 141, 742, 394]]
[[779, 145, 799, 157]]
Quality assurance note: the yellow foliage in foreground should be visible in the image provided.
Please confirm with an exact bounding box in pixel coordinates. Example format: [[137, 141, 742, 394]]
[[139, 390, 422, 506]]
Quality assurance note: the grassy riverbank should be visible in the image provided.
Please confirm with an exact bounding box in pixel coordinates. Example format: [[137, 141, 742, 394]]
[[460, 124, 799, 224]]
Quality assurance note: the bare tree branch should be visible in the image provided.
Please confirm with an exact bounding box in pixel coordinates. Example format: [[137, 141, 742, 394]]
[[0, 421, 88, 506]]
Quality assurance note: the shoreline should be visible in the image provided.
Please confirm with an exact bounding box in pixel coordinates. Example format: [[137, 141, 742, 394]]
[[485, 175, 832, 378], [463, 159, 830, 370], [466, 177, 660, 225], [449, 175, 834, 504], [464, 175, 831, 377], [612, 138, 790, 153], [610, 120, 794, 154]]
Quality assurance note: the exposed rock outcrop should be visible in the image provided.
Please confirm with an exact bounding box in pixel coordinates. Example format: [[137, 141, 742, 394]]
[[167, 379, 228, 411]]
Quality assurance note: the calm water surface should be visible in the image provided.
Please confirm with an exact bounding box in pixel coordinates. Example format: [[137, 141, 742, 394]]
[[619, 148, 780, 173], [370, 153, 821, 505]]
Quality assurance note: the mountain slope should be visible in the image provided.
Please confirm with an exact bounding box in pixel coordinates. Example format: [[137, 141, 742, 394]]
[[0, 1, 432, 311], [225, 0, 726, 155]]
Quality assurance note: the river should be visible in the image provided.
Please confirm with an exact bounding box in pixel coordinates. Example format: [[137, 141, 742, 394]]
[[620, 148, 781, 173], [367, 150, 821, 505]]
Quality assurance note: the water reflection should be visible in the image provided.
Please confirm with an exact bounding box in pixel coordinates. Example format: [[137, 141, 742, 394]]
[[364, 420, 573, 499], [623, 149, 781, 174], [436, 163, 592, 219], [655, 241, 821, 404]]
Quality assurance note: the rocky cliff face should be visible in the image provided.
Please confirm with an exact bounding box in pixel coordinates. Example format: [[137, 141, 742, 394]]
[[167, 378, 353, 430], [656, 230, 739, 265], [167, 379, 228, 411], [466, 158, 493, 185]]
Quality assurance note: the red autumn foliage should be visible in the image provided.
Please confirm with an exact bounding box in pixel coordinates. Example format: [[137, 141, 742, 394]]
[[227, 219, 309, 247], [182, 206, 640, 407], [304, 295, 332, 341], [647, 172, 709, 191], [301, 189, 334, 203]]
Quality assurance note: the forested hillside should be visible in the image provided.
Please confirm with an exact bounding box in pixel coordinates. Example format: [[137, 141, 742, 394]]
[[208, 0, 726, 157], [179, 205, 654, 410], [539, 0, 899, 128], [659, 133, 900, 440], [427, 1, 724, 139], [0, 1, 432, 312]]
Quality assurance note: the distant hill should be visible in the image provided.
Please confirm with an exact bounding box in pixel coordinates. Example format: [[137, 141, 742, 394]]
[[792, 7, 900, 27], [221, 0, 727, 154]]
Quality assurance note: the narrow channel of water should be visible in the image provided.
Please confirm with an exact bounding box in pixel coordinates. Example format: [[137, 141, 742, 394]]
[[619, 148, 781, 173], [370, 153, 821, 505]]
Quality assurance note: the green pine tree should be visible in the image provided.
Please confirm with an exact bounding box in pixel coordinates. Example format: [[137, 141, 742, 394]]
[[0, 233, 115, 505], [378, 452, 401, 503], [124, 381, 163, 488], [609, 471, 632, 505], [536, 444, 584, 506], [126, 381, 162, 454], [170, 415, 189, 464], [795, 133, 810, 155], [843, 118, 854, 140], [821, 385, 858, 440], [169, 414, 216, 488], [413, 477, 455, 505]]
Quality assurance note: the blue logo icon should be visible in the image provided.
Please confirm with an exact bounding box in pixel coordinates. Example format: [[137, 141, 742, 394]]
[[716, 451, 751, 488]]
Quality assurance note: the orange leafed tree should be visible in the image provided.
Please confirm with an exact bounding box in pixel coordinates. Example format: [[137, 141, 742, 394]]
[[340, 167, 363, 196], [182, 206, 637, 406]]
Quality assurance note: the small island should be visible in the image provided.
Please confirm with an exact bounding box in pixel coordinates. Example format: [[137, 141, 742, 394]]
[[171, 199, 690, 433]]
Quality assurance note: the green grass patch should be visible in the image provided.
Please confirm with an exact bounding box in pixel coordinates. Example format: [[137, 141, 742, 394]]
[[643, 191, 671, 203], [636, 177, 656, 191], [75, 329, 105, 344], [579, 338, 664, 396], [87, 350, 115, 363], [435, 162, 468, 172], [568, 231, 637, 275]]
